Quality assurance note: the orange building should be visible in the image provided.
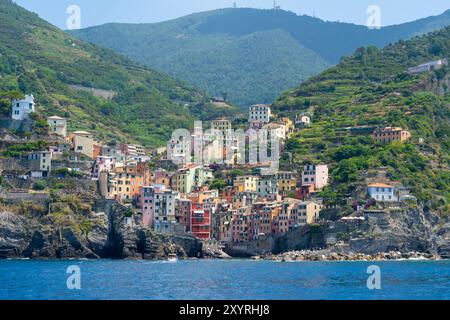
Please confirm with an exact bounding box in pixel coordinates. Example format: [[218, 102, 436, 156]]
[[222, 186, 234, 204], [93, 143, 102, 160], [153, 169, 171, 188], [114, 161, 151, 201], [373, 127, 411, 143]]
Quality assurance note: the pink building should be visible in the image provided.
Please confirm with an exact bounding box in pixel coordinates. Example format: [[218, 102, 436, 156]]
[[139, 184, 177, 229], [301, 164, 329, 191]]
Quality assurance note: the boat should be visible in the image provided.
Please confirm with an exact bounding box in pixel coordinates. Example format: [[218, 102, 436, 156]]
[[167, 254, 178, 263]]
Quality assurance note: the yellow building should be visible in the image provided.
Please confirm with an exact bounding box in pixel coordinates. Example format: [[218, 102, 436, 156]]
[[279, 117, 294, 137], [234, 175, 259, 192], [276, 171, 297, 194], [296, 200, 322, 226], [71, 131, 95, 158]]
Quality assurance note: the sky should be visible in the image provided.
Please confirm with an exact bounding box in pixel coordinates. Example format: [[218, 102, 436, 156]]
[[14, 0, 450, 30]]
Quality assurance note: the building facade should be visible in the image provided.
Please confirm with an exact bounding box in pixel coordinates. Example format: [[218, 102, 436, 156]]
[[92, 156, 115, 179], [373, 127, 412, 144], [249, 104, 271, 123], [47, 116, 67, 138], [71, 131, 95, 159], [301, 165, 329, 191], [368, 183, 397, 202], [12, 95, 35, 121]]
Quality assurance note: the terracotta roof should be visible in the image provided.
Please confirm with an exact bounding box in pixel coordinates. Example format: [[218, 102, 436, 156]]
[[368, 183, 393, 188]]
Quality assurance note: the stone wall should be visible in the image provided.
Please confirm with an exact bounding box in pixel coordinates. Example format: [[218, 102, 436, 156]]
[[0, 191, 49, 205]]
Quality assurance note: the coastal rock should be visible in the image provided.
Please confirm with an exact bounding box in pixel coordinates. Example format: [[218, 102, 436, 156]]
[[0, 212, 30, 258], [86, 224, 109, 257], [225, 206, 449, 259], [21, 228, 99, 259], [0, 199, 203, 260], [266, 249, 436, 262]]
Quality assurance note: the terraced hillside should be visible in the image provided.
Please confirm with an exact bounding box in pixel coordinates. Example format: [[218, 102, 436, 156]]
[[274, 27, 450, 214], [0, 0, 238, 147]]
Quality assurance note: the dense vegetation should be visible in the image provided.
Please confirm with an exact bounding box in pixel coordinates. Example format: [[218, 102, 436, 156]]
[[0, 0, 238, 147], [274, 27, 450, 215], [72, 8, 450, 108]]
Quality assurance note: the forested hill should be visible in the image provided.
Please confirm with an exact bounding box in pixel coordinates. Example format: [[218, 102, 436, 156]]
[[72, 8, 450, 108], [0, 0, 238, 147], [274, 26, 450, 214]]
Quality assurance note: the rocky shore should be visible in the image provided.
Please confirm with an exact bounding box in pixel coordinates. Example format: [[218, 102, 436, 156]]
[[261, 250, 441, 262], [0, 199, 203, 260]]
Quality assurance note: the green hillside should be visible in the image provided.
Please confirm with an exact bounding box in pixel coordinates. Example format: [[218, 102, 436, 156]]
[[71, 8, 450, 108], [274, 27, 450, 214], [0, 0, 238, 147]]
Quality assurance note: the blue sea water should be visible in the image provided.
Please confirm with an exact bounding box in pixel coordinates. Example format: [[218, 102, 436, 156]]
[[0, 259, 449, 300]]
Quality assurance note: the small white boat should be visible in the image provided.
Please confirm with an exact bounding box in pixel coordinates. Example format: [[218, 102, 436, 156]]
[[167, 254, 178, 263]]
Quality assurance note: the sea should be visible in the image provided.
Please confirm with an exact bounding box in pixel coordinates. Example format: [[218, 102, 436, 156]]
[[0, 259, 449, 300]]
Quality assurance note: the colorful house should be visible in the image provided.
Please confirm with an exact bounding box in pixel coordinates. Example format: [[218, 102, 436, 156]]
[[191, 202, 211, 240], [113, 161, 151, 201], [276, 171, 297, 194], [373, 127, 411, 144], [301, 165, 329, 191]]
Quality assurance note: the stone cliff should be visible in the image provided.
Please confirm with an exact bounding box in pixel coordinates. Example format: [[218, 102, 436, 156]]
[[225, 206, 450, 259], [0, 199, 202, 260]]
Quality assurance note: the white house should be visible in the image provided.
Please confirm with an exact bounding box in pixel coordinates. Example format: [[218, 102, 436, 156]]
[[249, 104, 271, 124], [368, 183, 397, 202], [91, 156, 115, 179], [408, 58, 448, 74], [47, 116, 67, 138], [264, 122, 287, 141], [295, 115, 311, 127], [11, 95, 35, 120]]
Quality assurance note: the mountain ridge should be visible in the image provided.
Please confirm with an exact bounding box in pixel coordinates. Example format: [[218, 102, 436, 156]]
[[0, 0, 238, 147], [71, 7, 450, 108]]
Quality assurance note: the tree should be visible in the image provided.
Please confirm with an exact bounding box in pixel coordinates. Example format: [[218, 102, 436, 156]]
[[210, 179, 227, 192]]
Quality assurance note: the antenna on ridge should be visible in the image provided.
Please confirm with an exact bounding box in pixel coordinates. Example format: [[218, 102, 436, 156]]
[[273, 0, 281, 10], [233, 2, 236, 8]]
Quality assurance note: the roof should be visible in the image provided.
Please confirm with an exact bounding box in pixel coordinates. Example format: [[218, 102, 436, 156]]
[[73, 130, 91, 135], [368, 183, 393, 188], [47, 116, 65, 120]]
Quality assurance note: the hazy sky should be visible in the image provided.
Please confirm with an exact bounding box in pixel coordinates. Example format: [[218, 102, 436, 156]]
[[14, 0, 450, 29]]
